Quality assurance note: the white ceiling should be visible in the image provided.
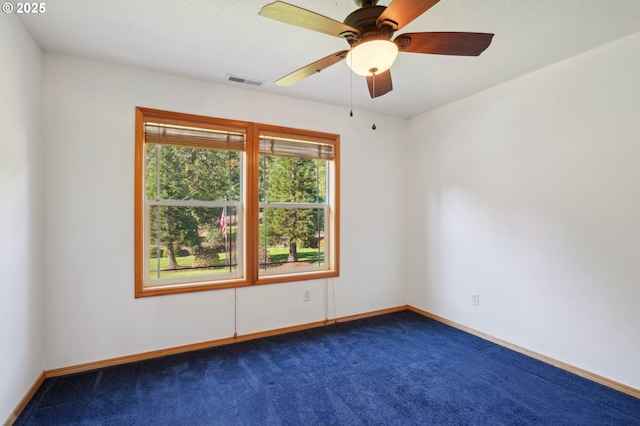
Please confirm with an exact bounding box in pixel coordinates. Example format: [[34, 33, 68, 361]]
[[18, 0, 640, 118]]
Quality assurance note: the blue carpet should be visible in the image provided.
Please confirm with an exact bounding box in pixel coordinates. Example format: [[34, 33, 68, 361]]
[[15, 311, 640, 425]]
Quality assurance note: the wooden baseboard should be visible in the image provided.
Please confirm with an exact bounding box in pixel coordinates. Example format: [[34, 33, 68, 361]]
[[4, 371, 45, 426], [45, 306, 408, 378], [407, 306, 640, 399], [335, 305, 409, 323]]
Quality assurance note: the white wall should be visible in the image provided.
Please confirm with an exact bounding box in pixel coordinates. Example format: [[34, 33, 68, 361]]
[[0, 14, 45, 422], [407, 31, 640, 389], [43, 54, 408, 369]]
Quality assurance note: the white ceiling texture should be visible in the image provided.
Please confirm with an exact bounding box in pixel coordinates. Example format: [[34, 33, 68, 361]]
[[18, 0, 640, 118]]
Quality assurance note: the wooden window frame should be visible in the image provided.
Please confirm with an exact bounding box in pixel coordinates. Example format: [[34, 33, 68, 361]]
[[135, 107, 340, 297]]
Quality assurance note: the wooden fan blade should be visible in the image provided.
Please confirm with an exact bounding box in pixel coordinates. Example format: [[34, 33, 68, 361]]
[[377, 0, 440, 31], [260, 1, 358, 39], [395, 32, 494, 56], [275, 51, 348, 86], [366, 70, 393, 98]]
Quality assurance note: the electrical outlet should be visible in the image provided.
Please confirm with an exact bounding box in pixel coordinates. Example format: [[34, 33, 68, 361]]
[[303, 289, 311, 301], [472, 293, 480, 306]]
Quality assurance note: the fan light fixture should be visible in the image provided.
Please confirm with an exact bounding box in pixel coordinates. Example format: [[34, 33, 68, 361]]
[[346, 39, 398, 76]]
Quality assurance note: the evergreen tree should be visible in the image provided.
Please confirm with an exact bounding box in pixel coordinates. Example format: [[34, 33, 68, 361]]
[[262, 155, 325, 262], [146, 144, 201, 269]]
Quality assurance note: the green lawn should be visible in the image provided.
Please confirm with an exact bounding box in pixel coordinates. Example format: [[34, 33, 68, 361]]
[[263, 247, 323, 263], [149, 247, 324, 279]]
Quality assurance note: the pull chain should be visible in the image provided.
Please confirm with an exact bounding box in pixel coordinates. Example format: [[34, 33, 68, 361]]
[[349, 51, 353, 117], [371, 71, 377, 130]]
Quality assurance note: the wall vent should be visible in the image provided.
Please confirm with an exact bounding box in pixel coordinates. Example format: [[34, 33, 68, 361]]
[[225, 74, 264, 86]]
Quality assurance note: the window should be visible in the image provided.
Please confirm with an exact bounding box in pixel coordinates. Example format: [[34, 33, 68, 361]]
[[135, 108, 339, 297]]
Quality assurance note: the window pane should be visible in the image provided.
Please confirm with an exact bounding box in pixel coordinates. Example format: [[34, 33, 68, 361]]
[[146, 144, 241, 202], [149, 205, 238, 281], [259, 155, 326, 203], [258, 207, 325, 272]]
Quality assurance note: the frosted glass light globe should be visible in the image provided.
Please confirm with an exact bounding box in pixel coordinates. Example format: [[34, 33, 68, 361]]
[[346, 40, 399, 76]]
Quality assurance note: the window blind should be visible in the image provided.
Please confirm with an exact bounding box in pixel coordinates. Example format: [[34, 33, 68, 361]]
[[145, 123, 246, 151], [259, 137, 335, 160]]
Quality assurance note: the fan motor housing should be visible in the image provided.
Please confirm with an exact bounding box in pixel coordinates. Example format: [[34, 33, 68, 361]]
[[344, 5, 384, 30], [353, 0, 378, 7], [344, 5, 394, 46]]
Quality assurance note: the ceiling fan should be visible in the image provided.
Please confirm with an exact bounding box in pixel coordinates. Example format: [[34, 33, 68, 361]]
[[259, 0, 494, 99]]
